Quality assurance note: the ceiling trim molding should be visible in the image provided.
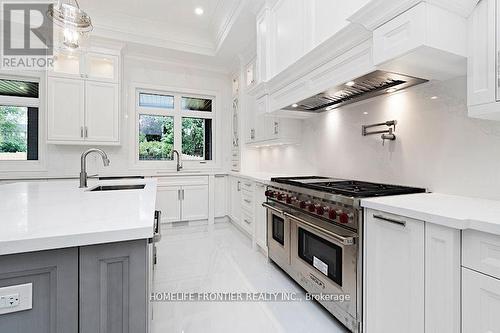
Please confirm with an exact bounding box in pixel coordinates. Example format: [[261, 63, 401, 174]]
[[348, 0, 421, 31], [213, 0, 247, 53], [93, 24, 216, 56]]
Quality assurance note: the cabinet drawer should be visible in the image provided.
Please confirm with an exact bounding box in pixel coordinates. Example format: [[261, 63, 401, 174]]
[[463, 230, 500, 279], [241, 191, 254, 211], [241, 209, 253, 234], [462, 267, 500, 333], [241, 180, 254, 191], [373, 3, 425, 65], [231, 160, 240, 171]]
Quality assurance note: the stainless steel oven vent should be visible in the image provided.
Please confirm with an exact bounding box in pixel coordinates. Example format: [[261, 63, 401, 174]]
[[283, 70, 428, 113]]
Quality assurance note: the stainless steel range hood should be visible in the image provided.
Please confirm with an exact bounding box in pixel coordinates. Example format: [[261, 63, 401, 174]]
[[282, 70, 428, 113]]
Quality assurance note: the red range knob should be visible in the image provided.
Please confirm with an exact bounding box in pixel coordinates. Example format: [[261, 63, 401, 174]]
[[286, 196, 293, 204], [308, 203, 316, 212], [328, 209, 337, 220], [316, 206, 325, 216], [299, 201, 307, 209], [339, 213, 350, 224], [265, 190, 273, 197], [277, 193, 285, 201]]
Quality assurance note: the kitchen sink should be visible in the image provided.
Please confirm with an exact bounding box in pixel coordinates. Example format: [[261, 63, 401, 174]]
[[88, 184, 146, 192]]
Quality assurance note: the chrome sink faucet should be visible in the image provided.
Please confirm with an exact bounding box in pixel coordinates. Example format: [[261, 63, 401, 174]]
[[172, 150, 183, 172], [80, 148, 110, 188]]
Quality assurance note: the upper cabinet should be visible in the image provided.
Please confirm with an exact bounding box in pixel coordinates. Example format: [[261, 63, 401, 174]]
[[467, 0, 500, 120], [47, 47, 122, 145]]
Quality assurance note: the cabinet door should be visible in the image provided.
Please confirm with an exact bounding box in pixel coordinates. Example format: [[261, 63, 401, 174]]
[[214, 176, 227, 217], [47, 77, 85, 142], [467, 0, 496, 105], [271, 0, 306, 76], [364, 210, 424, 333], [156, 186, 181, 223], [0, 248, 78, 333], [425, 223, 461, 333], [181, 185, 209, 221], [84, 53, 119, 83], [254, 182, 268, 250], [229, 177, 242, 223], [463, 267, 500, 333], [84, 81, 119, 143], [79, 240, 148, 333]]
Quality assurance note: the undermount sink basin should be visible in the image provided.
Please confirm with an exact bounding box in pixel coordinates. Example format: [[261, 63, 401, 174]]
[[88, 184, 146, 192]]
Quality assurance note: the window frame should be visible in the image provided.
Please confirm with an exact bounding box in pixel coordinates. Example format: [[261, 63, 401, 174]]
[[0, 71, 46, 175], [132, 85, 217, 170]]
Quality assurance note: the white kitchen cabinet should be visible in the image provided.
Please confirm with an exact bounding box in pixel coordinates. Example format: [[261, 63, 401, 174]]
[[229, 177, 242, 224], [271, 0, 307, 77], [181, 185, 209, 221], [48, 47, 121, 145], [463, 230, 500, 280], [364, 209, 424, 333], [467, 0, 500, 120], [254, 182, 267, 252], [84, 81, 119, 143], [425, 223, 461, 333], [47, 77, 85, 142], [155, 177, 209, 223], [462, 267, 500, 333], [214, 175, 227, 218], [156, 185, 181, 223]]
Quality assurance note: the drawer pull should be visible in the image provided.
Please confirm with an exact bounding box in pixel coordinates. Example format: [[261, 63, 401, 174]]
[[244, 199, 251, 204], [373, 214, 406, 227], [244, 219, 252, 224]]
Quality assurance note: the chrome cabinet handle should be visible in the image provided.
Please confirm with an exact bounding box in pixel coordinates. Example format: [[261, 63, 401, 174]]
[[80, 126, 84, 138], [84, 126, 88, 138], [178, 189, 181, 200], [262, 202, 284, 215], [244, 219, 251, 224], [274, 121, 279, 135], [284, 212, 355, 245], [237, 181, 241, 191], [372, 214, 406, 227], [244, 199, 251, 203], [182, 189, 185, 200]]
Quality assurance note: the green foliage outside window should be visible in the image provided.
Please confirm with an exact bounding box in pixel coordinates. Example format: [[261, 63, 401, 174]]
[[0, 106, 27, 153]]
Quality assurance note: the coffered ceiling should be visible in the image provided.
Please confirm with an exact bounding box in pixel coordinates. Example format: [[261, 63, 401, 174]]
[[79, 0, 262, 57]]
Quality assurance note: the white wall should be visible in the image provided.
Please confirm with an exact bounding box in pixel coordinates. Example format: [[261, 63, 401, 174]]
[[254, 77, 500, 201], [1, 54, 232, 179]]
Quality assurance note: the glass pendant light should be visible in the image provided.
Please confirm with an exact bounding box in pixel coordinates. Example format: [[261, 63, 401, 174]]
[[47, 0, 93, 50]]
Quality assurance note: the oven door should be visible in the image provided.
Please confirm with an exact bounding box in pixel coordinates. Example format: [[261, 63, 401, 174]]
[[288, 211, 358, 321], [263, 202, 291, 270]]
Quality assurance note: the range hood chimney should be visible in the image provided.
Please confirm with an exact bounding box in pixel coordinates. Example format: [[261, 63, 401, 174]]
[[283, 70, 428, 113]]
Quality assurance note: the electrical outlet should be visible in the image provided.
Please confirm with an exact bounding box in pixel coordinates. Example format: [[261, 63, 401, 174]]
[[0, 283, 32, 315]]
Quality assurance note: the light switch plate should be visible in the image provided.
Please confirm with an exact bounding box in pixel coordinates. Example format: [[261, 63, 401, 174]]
[[0, 283, 32, 315]]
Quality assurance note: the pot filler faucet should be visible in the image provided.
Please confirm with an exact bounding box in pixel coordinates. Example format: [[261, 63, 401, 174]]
[[172, 149, 183, 172], [80, 148, 110, 188]]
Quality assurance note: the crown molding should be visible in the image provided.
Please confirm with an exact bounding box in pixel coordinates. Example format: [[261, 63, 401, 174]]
[[214, 0, 247, 53], [425, 0, 480, 17]]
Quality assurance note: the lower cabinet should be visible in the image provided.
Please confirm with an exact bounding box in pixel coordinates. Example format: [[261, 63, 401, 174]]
[[79, 240, 148, 333], [0, 248, 79, 333], [364, 209, 462, 333], [154, 176, 209, 223], [462, 267, 500, 333], [254, 182, 268, 251], [214, 175, 228, 218], [229, 176, 242, 223], [0, 240, 149, 333], [364, 210, 425, 333]]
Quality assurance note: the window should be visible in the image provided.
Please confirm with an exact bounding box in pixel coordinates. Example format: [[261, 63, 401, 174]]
[[0, 79, 39, 161], [136, 90, 214, 165]]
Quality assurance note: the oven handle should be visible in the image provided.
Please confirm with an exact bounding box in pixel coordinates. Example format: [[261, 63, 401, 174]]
[[262, 202, 284, 215], [284, 212, 355, 246]]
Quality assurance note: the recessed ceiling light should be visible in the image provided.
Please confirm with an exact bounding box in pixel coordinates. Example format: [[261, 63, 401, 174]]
[[345, 81, 355, 87], [291, 103, 298, 108], [363, 112, 368, 115], [194, 7, 204, 15], [430, 96, 438, 100], [386, 88, 397, 93]]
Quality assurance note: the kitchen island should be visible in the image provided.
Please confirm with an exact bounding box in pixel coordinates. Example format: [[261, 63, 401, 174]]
[[0, 178, 158, 333]]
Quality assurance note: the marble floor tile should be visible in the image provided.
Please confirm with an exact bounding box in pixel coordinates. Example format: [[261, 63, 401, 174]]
[[152, 221, 349, 333]]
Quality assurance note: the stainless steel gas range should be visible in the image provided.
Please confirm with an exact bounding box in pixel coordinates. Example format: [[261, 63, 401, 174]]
[[262, 176, 425, 333]]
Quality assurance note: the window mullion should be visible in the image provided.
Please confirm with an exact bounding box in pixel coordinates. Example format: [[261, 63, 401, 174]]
[[173, 95, 182, 155]]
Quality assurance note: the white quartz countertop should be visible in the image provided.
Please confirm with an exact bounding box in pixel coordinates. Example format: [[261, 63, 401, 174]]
[[361, 193, 500, 235], [0, 178, 158, 255]]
